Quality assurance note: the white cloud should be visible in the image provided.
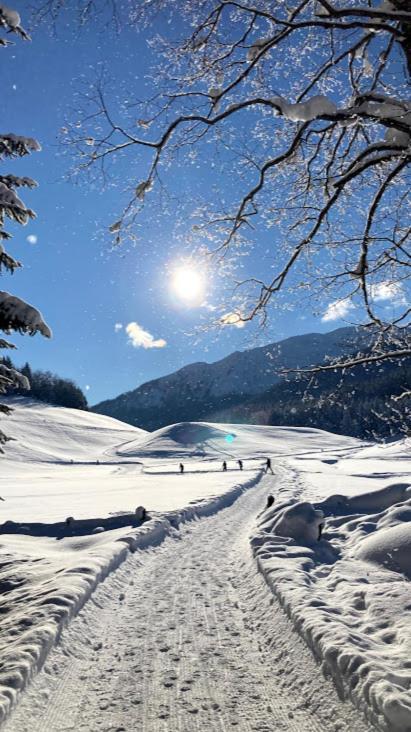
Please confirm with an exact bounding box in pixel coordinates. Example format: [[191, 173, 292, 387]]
[[85, 385, 90, 391], [26, 234, 38, 245], [114, 323, 123, 332], [221, 312, 245, 328], [126, 322, 166, 349], [321, 299, 354, 322], [370, 281, 407, 306]]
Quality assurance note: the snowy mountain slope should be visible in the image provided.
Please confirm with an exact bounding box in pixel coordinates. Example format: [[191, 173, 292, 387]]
[[92, 326, 365, 429], [0, 396, 146, 464]]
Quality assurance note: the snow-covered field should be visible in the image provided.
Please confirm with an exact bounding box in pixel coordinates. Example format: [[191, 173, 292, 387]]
[[0, 397, 410, 731]]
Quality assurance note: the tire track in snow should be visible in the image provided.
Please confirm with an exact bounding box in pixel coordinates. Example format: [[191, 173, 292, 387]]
[[3, 473, 374, 732]]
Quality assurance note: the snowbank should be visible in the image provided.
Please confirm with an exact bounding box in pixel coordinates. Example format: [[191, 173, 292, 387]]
[[0, 462, 260, 524], [252, 446, 411, 732], [355, 522, 411, 579]]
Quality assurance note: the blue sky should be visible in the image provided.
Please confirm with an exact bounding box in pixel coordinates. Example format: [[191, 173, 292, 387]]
[[3, 2, 379, 404]]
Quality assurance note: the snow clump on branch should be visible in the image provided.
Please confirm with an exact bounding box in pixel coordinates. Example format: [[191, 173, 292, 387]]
[[0, 292, 52, 338], [272, 95, 338, 122]]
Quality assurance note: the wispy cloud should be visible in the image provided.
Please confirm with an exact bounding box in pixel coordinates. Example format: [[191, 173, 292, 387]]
[[370, 281, 407, 306], [126, 322, 167, 349], [114, 323, 123, 332], [321, 299, 354, 322]]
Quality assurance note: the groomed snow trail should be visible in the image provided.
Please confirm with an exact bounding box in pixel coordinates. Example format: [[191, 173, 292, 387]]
[[4, 476, 374, 732]]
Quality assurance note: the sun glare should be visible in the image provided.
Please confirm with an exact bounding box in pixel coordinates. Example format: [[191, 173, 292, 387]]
[[171, 265, 204, 304]]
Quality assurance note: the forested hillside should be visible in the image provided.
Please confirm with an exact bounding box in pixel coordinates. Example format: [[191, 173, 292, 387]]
[[2, 357, 88, 410], [209, 360, 411, 440]]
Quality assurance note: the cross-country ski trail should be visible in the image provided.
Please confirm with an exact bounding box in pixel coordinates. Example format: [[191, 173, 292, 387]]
[[3, 475, 374, 732]]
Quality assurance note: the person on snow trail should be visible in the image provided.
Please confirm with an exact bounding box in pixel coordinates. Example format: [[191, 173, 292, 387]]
[[222, 460, 227, 471], [238, 459, 243, 471], [179, 463, 184, 474], [264, 457, 274, 475]]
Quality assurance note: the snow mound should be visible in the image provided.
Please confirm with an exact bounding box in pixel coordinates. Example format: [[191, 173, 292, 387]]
[[259, 500, 324, 544], [146, 422, 228, 447], [118, 420, 361, 459], [355, 523, 411, 579], [118, 421, 239, 458], [319, 482, 411, 515], [350, 436, 411, 462]]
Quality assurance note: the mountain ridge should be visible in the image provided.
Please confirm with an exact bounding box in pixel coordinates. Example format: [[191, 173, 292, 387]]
[[92, 326, 365, 430]]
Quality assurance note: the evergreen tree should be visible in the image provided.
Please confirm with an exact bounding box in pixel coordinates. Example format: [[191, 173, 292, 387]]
[[5, 356, 88, 411], [0, 6, 51, 450]]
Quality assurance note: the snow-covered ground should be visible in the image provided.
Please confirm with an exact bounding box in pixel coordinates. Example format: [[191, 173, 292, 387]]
[[0, 397, 410, 731], [253, 440, 411, 732]]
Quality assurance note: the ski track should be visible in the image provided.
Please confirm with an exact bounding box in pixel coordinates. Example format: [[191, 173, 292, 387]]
[[3, 474, 374, 732]]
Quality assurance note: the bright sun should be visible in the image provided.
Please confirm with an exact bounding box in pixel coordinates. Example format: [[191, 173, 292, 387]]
[[171, 266, 204, 304]]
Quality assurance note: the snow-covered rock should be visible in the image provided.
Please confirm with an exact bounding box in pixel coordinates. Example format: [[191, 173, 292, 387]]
[[261, 500, 324, 544]]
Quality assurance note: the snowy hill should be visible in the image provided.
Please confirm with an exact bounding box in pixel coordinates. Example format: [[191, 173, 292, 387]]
[[0, 396, 145, 465], [115, 420, 360, 460], [92, 326, 365, 430]]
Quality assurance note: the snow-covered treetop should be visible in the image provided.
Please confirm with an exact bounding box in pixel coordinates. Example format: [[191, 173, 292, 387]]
[[0, 133, 41, 157], [0, 3, 30, 42]]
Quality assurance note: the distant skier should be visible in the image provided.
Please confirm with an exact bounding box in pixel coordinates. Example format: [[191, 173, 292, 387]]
[[222, 461, 227, 472], [264, 457, 274, 475], [238, 459, 243, 471], [179, 463, 184, 474]]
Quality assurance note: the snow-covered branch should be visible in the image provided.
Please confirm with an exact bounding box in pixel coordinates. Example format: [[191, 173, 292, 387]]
[[52, 0, 410, 368]]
